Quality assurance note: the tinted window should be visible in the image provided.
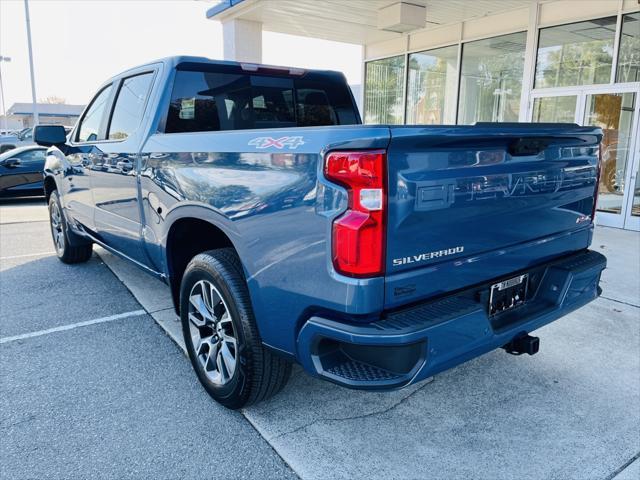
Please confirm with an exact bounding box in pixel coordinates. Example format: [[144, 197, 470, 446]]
[[108, 73, 154, 140], [165, 67, 357, 133], [296, 88, 337, 126], [19, 128, 33, 141], [77, 85, 113, 142], [16, 149, 45, 163]]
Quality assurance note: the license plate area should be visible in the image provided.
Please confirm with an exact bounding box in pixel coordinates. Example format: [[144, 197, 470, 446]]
[[489, 274, 529, 316]]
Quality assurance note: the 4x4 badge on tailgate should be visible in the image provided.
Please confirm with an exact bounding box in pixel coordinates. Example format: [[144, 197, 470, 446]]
[[248, 136, 305, 150]]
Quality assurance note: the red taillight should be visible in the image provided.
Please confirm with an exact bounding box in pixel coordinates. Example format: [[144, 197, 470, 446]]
[[592, 143, 603, 221], [324, 150, 386, 277]]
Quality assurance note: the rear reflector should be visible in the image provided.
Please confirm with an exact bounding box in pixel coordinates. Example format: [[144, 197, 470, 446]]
[[324, 150, 386, 277]]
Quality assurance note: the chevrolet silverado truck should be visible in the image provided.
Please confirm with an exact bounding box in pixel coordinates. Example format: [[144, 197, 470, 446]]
[[35, 57, 606, 409]]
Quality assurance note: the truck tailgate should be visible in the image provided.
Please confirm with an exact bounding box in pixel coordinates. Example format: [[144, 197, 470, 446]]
[[384, 123, 602, 308]]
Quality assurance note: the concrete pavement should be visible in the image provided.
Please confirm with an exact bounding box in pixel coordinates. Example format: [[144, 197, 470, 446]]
[[96, 218, 640, 480], [1, 198, 638, 479], [0, 212, 296, 479]]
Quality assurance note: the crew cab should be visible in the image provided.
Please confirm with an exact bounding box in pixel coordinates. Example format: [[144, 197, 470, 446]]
[[35, 57, 606, 409]]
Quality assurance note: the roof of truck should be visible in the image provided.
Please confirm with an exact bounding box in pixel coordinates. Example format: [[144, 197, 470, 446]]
[[113, 55, 342, 80]]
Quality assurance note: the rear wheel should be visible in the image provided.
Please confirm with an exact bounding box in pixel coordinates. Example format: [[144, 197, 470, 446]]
[[48, 190, 92, 264], [180, 248, 291, 409]]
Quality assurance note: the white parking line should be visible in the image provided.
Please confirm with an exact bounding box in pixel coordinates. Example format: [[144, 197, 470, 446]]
[[0, 251, 56, 260], [0, 310, 147, 344]]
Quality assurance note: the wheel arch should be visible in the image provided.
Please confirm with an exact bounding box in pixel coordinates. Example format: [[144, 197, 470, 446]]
[[163, 210, 244, 314], [43, 175, 57, 202]]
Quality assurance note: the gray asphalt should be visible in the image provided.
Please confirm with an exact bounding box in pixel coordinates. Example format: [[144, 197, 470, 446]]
[[2, 199, 638, 480], [0, 215, 296, 479]]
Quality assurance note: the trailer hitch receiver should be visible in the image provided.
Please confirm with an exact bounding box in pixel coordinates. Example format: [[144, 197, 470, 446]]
[[502, 334, 539, 356]]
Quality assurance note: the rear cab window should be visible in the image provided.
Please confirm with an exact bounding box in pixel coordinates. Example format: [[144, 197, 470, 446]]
[[165, 63, 358, 133]]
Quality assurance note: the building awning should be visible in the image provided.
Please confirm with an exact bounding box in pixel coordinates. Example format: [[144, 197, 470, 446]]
[[9, 112, 80, 118], [7, 102, 85, 117], [206, 0, 531, 45]]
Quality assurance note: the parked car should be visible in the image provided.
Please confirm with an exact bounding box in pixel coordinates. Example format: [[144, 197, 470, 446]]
[[36, 56, 606, 409], [0, 145, 47, 197], [0, 127, 36, 153], [0, 135, 19, 154]]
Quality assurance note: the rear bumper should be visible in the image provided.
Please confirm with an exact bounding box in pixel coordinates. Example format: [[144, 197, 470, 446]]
[[296, 249, 606, 389]]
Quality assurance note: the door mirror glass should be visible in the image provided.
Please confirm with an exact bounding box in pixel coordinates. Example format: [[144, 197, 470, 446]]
[[34, 125, 67, 147]]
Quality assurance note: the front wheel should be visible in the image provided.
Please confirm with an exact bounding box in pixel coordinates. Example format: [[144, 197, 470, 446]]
[[48, 190, 93, 264], [180, 248, 291, 409]]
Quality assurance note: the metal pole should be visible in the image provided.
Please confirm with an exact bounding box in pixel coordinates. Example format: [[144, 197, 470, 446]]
[[0, 57, 9, 132], [23, 0, 39, 126]]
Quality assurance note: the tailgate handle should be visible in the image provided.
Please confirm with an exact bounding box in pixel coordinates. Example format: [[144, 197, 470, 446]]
[[416, 184, 454, 211], [508, 137, 552, 156]]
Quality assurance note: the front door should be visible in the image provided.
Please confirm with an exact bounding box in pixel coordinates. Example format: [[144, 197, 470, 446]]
[[531, 86, 640, 231], [64, 83, 115, 232]]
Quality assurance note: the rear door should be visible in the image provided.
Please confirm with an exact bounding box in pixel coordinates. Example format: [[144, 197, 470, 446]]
[[91, 69, 156, 266], [384, 123, 602, 307]]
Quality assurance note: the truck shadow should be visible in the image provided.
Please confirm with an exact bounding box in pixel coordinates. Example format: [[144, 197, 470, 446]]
[[0, 196, 45, 206], [242, 297, 639, 479]]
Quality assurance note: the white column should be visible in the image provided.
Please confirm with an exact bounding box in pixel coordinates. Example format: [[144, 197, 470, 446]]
[[519, 0, 540, 122], [222, 19, 262, 63]]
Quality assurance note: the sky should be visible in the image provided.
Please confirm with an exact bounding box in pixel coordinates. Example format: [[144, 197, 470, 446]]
[[0, 0, 362, 108]]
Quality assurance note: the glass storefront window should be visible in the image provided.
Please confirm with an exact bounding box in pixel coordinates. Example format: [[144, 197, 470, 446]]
[[364, 56, 405, 124], [616, 13, 640, 83], [406, 45, 458, 125], [535, 17, 617, 88], [457, 32, 526, 124], [632, 171, 640, 218], [532, 95, 577, 123], [585, 92, 636, 215]]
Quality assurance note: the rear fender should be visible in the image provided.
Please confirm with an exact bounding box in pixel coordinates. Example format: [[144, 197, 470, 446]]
[[159, 202, 244, 274]]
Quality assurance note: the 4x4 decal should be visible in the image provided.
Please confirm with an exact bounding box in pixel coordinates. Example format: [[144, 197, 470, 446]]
[[248, 136, 305, 150]]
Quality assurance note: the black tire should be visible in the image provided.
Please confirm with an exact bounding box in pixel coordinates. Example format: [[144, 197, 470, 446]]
[[0, 144, 16, 154], [48, 190, 93, 264], [180, 248, 291, 409]]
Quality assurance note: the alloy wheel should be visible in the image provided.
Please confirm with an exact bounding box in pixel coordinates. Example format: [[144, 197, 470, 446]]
[[188, 279, 238, 385], [50, 201, 65, 254]]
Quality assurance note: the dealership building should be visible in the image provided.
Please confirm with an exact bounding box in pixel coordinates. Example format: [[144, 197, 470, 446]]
[[207, 0, 640, 231]]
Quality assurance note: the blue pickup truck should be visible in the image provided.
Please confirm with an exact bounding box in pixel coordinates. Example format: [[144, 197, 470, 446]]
[[35, 56, 606, 409]]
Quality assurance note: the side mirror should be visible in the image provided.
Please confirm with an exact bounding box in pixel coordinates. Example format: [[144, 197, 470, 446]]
[[34, 125, 67, 147]]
